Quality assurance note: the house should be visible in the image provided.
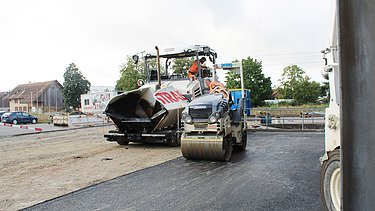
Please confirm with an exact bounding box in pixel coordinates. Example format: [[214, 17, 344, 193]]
[[7, 80, 64, 113], [0, 92, 10, 111], [80, 86, 119, 114]]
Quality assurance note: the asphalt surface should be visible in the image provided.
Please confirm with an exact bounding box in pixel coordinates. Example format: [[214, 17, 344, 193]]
[[25, 131, 324, 211]]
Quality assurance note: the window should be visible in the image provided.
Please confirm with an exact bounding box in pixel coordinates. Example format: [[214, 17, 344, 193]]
[[23, 107, 27, 111], [15, 107, 18, 111], [84, 99, 90, 106]]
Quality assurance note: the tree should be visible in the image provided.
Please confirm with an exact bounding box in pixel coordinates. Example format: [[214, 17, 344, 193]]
[[63, 63, 91, 109], [172, 57, 194, 76], [226, 57, 273, 107], [320, 72, 330, 103], [278, 65, 321, 105], [116, 56, 145, 91]]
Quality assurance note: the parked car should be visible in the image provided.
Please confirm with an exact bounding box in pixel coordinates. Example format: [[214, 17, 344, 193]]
[[1, 112, 38, 124], [0, 111, 6, 121], [300, 112, 325, 118]]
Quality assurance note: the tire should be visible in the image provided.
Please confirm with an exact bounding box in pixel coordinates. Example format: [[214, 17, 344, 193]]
[[222, 134, 233, 161], [117, 140, 129, 145], [320, 149, 340, 211], [31, 119, 37, 124], [234, 130, 247, 151], [169, 131, 181, 147], [12, 119, 18, 125], [109, 130, 119, 133]]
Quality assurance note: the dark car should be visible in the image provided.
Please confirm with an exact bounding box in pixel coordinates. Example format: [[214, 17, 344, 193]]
[[0, 111, 6, 121], [1, 112, 38, 124]]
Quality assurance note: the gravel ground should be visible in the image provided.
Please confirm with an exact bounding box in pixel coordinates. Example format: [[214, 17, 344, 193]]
[[0, 126, 181, 210]]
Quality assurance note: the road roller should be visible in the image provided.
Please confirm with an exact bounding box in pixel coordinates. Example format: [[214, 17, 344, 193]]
[[180, 62, 247, 161]]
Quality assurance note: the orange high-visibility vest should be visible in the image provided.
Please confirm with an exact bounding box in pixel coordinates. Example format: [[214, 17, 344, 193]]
[[188, 60, 199, 79], [209, 81, 226, 92]]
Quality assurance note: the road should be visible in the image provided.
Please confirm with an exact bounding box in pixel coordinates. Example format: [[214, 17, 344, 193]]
[[25, 131, 324, 210]]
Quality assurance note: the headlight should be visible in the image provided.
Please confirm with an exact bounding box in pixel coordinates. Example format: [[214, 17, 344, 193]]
[[183, 114, 193, 124], [208, 114, 218, 123]]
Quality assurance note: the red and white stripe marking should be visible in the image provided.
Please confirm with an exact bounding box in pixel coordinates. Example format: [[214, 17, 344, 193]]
[[1, 123, 43, 131]]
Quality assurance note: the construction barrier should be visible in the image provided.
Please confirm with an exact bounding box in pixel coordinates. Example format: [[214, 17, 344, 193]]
[[1, 123, 43, 131]]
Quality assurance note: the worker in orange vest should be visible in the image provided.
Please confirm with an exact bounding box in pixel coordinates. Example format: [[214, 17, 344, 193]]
[[188, 57, 206, 80], [204, 78, 228, 98]]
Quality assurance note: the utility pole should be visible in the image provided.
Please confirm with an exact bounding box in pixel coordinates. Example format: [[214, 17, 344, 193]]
[[339, 1, 375, 210], [30, 92, 33, 112], [55, 87, 57, 112], [36, 89, 38, 113], [48, 88, 51, 113], [1, 93, 4, 110]]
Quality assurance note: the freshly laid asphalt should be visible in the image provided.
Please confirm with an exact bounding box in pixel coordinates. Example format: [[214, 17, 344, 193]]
[[25, 131, 324, 211]]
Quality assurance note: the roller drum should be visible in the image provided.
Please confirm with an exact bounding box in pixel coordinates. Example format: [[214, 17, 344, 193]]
[[181, 134, 233, 161]]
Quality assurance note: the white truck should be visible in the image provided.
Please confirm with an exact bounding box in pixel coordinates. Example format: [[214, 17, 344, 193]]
[[319, 3, 341, 210]]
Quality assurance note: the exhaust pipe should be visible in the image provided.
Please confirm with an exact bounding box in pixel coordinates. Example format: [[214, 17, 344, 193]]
[[155, 46, 161, 88]]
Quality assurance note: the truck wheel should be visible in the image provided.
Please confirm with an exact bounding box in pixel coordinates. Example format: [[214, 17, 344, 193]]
[[169, 131, 181, 147], [117, 140, 129, 145], [320, 149, 340, 211], [109, 130, 119, 133], [234, 130, 247, 151]]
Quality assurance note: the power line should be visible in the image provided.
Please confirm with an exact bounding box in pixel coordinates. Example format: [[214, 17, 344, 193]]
[[264, 61, 323, 65], [251, 51, 321, 57]]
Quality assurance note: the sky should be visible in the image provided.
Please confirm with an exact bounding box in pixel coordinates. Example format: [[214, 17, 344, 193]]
[[0, 0, 335, 91]]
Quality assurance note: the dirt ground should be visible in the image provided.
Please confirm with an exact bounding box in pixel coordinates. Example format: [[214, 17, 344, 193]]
[[0, 126, 182, 210]]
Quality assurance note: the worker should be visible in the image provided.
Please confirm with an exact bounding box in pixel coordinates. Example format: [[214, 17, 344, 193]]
[[188, 57, 206, 80], [204, 78, 228, 98]]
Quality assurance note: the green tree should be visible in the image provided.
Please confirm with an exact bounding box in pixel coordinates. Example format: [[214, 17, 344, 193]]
[[116, 56, 145, 91], [320, 72, 330, 103], [226, 57, 273, 107], [278, 65, 321, 105], [63, 63, 91, 109], [172, 57, 194, 76]]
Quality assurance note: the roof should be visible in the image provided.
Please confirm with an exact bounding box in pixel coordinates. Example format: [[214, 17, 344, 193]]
[[0, 92, 9, 98], [140, 45, 217, 59], [7, 80, 63, 101]]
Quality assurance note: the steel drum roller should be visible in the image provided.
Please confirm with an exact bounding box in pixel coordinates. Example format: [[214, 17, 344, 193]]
[[181, 135, 232, 161]]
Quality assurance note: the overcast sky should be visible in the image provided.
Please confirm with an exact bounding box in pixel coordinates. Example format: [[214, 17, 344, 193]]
[[0, 0, 335, 91]]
